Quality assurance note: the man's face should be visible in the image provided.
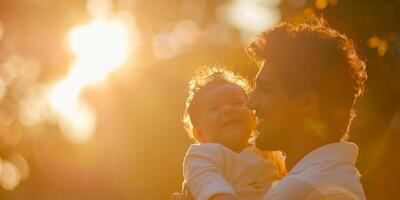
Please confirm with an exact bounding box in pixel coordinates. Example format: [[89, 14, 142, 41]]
[[194, 83, 256, 151], [249, 62, 300, 151]]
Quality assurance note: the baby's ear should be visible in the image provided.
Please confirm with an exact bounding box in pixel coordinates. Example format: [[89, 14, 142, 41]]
[[193, 127, 206, 143]]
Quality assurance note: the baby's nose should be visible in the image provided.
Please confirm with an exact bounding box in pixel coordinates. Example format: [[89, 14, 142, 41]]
[[220, 105, 235, 117]]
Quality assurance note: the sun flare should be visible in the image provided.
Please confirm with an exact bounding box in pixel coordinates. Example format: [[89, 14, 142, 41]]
[[49, 20, 129, 144]]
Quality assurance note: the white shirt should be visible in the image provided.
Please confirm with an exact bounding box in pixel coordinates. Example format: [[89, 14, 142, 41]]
[[183, 143, 282, 200], [263, 142, 366, 200]]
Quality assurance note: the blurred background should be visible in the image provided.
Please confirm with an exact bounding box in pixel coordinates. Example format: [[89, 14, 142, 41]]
[[0, 0, 398, 199]]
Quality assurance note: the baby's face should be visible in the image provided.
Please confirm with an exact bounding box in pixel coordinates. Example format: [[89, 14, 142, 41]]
[[194, 83, 256, 152]]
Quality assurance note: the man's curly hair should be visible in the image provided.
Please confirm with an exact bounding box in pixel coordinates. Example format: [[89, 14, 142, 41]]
[[183, 66, 251, 142], [246, 17, 367, 141]]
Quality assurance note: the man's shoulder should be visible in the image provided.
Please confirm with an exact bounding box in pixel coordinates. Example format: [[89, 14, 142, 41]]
[[264, 169, 365, 200], [291, 160, 364, 192]]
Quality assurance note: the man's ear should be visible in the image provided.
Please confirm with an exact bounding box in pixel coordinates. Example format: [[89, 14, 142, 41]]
[[297, 90, 319, 115], [193, 127, 206, 143]]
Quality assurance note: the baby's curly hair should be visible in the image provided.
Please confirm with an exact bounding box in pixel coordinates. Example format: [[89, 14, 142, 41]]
[[183, 66, 251, 142]]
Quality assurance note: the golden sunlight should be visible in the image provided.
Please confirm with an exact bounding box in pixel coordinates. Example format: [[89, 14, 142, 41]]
[[49, 20, 129, 144]]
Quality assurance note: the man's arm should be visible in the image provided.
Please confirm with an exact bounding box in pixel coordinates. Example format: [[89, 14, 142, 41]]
[[263, 178, 316, 200]]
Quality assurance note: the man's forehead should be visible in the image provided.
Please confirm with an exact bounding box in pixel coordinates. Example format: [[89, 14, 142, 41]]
[[256, 62, 273, 83]]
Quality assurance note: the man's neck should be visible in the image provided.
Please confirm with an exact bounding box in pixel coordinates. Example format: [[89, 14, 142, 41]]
[[285, 145, 314, 170], [284, 131, 327, 170]]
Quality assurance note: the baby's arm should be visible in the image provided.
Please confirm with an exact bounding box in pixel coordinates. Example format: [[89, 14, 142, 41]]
[[184, 144, 237, 200]]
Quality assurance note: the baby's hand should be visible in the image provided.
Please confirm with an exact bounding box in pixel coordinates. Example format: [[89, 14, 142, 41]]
[[171, 193, 185, 200], [171, 192, 195, 200]]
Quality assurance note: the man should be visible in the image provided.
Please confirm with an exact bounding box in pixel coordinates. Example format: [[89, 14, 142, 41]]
[[172, 17, 367, 200], [246, 18, 366, 199]]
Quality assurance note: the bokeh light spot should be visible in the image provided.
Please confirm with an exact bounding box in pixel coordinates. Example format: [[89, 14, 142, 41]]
[[152, 20, 200, 59], [368, 36, 381, 48], [303, 7, 316, 18], [18, 85, 49, 127], [315, 0, 328, 10], [9, 154, 29, 181], [377, 40, 388, 57], [219, 0, 281, 43], [0, 161, 20, 190]]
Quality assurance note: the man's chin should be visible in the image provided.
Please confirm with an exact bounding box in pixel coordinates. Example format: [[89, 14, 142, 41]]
[[255, 131, 281, 151], [255, 133, 272, 150]]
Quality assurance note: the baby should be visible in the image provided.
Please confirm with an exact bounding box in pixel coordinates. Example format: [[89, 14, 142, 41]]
[[180, 66, 286, 200]]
